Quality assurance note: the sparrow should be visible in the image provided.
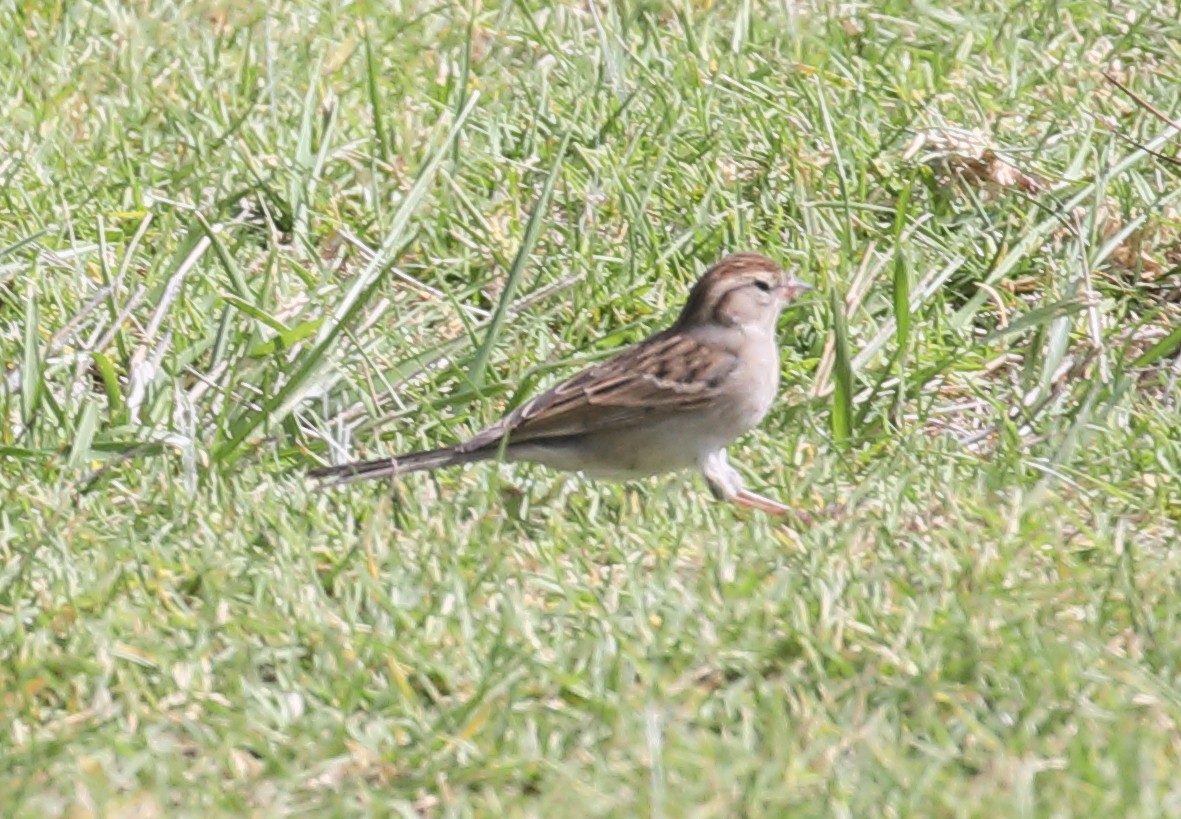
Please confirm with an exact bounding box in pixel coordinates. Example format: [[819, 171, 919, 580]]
[[310, 252, 811, 514]]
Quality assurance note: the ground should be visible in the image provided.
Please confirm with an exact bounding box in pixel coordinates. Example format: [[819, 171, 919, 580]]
[[2, 0, 1180, 815]]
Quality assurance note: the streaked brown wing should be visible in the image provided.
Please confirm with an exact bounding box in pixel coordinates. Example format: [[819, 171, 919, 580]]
[[456, 332, 737, 453]]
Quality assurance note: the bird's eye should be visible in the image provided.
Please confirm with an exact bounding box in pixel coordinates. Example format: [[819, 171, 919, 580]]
[[753, 279, 772, 293]]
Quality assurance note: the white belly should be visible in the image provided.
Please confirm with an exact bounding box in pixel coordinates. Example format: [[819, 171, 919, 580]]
[[509, 353, 780, 480]]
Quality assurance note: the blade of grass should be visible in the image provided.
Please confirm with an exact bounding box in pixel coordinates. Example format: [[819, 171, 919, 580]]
[[66, 400, 99, 469], [246, 319, 323, 358], [466, 127, 573, 388], [221, 294, 293, 335], [195, 212, 251, 300], [981, 297, 1089, 343], [362, 24, 387, 162], [91, 351, 125, 418], [0, 229, 48, 265], [886, 176, 915, 425], [814, 76, 853, 260], [290, 64, 321, 252], [105, 211, 153, 364], [19, 274, 46, 434], [892, 178, 914, 362], [829, 287, 854, 442]]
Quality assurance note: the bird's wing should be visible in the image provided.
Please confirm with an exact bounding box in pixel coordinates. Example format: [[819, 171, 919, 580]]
[[457, 332, 739, 453]]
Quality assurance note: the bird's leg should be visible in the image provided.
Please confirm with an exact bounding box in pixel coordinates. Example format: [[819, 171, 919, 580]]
[[732, 488, 790, 515], [702, 449, 790, 516]]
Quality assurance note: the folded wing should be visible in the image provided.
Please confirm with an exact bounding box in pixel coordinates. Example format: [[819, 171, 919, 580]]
[[457, 332, 738, 453]]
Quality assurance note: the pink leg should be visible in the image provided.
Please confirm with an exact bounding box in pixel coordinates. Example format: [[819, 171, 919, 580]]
[[732, 489, 791, 515]]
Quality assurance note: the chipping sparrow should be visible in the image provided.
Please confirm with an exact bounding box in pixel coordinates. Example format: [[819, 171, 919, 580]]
[[311, 252, 811, 514]]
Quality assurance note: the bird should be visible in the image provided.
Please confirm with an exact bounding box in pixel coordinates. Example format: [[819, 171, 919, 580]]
[[310, 252, 812, 514]]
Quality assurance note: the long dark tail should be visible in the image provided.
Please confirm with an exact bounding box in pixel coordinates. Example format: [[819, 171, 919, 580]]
[[308, 446, 492, 487]]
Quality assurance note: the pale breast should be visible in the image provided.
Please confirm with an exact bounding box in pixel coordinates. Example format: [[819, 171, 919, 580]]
[[722, 333, 780, 431], [506, 330, 782, 481]]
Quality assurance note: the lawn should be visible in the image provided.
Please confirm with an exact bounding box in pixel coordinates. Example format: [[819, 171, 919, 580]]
[[2, 0, 1180, 815]]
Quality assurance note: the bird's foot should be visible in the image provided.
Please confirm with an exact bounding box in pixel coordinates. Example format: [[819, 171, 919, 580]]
[[732, 489, 790, 515]]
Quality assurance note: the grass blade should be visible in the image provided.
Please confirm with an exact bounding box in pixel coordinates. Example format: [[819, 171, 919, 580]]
[[0, 229, 47, 265], [91, 351, 125, 418], [892, 178, 914, 360], [67, 399, 99, 469], [20, 280, 43, 430], [466, 127, 572, 388], [829, 287, 854, 442], [362, 25, 387, 162]]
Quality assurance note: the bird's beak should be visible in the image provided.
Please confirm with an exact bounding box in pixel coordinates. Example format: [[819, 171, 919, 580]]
[[781, 278, 813, 301]]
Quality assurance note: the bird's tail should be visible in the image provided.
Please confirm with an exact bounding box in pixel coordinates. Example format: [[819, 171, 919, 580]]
[[308, 446, 491, 487]]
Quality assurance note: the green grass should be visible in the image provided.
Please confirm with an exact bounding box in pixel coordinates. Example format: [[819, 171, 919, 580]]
[[3, 0, 1181, 815]]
